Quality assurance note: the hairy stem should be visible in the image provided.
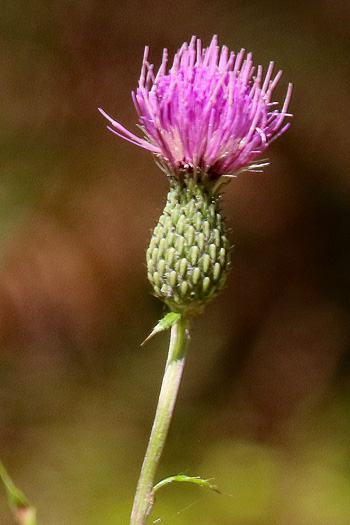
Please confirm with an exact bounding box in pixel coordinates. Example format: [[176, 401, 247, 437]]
[[130, 316, 191, 525]]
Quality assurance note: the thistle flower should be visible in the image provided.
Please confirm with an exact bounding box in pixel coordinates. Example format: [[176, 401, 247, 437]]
[[100, 35, 292, 181], [100, 36, 292, 315]]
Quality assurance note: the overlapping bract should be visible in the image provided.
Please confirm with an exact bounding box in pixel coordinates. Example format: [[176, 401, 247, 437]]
[[100, 35, 292, 179], [146, 180, 231, 314]]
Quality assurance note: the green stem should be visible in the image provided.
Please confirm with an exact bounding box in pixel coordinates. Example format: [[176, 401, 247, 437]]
[[130, 316, 191, 525]]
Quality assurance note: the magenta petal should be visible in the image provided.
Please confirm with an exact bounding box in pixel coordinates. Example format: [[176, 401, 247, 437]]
[[100, 36, 292, 178]]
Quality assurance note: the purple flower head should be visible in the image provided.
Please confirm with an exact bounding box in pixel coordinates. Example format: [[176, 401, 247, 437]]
[[100, 35, 292, 180]]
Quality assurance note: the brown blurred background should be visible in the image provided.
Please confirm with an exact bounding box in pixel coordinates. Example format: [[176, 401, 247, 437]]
[[0, 1, 350, 523]]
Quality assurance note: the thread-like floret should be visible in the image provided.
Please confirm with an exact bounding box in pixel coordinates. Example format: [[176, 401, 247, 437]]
[[100, 35, 292, 180]]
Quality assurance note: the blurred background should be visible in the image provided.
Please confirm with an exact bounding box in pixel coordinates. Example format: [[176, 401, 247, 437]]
[[0, 1, 350, 523]]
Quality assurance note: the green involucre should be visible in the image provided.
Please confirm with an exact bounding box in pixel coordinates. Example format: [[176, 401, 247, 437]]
[[146, 178, 231, 316]]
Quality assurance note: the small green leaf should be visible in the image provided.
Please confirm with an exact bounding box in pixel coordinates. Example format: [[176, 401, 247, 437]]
[[141, 312, 181, 346], [153, 474, 222, 495], [0, 460, 38, 525]]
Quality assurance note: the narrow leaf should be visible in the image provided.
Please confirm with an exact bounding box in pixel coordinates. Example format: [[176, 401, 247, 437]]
[[141, 312, 181, 346], [153, 474, 222, 495]]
